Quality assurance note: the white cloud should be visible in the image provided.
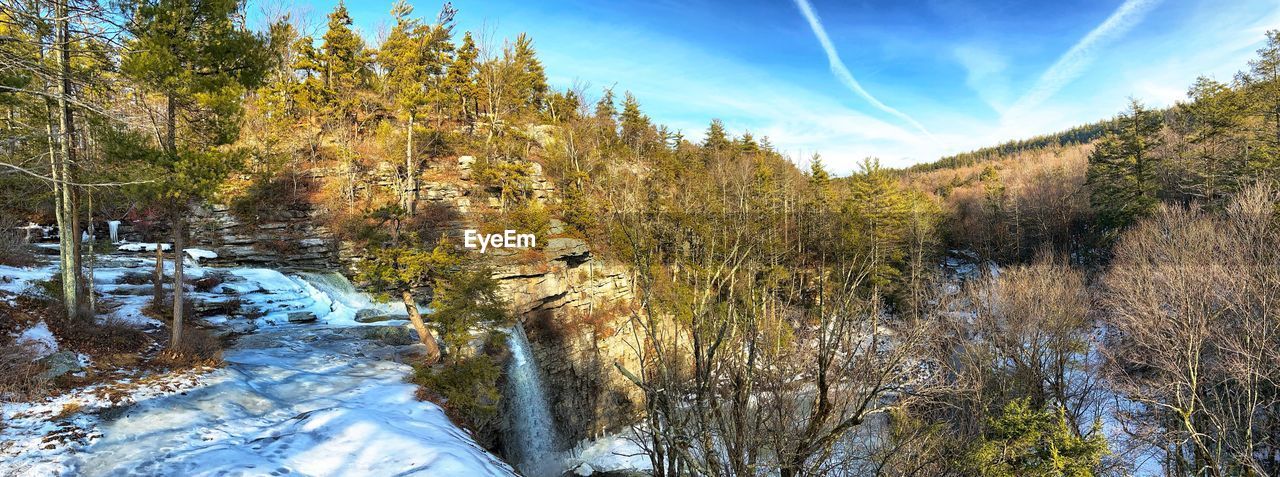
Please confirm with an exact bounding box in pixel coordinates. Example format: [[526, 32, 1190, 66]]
[[1003, 0, 1163, 123], [791, 0, 932, 136], [953, 44, 1011, 111]]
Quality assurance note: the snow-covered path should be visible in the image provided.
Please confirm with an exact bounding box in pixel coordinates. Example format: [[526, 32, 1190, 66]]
[[65, 325, 516, 476]]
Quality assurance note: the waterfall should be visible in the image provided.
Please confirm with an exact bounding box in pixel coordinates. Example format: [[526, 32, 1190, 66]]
[[505, 324, 562, 477], [108, 220, 120, 244], [297, 272, 405, 322]]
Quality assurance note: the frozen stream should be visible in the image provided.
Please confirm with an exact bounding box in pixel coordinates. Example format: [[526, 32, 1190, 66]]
[[65, 325, 516, 476], [0, 252, 516, 476]]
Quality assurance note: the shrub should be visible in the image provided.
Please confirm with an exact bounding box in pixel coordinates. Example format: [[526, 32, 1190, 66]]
[[191, 273, 226, 292], [414, 354, 503, 441], [157, 327, 223, 367], [51, 317, 149, 356], [228, 172, 313, 221], [0, 343, 49, 401]]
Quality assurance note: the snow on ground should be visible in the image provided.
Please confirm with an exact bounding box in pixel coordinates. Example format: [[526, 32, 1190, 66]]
[[15, 321, 57, 359], [0, 263, 57, 301], [0, 366, 212, 476], [566, 429, 653, 475], [49, 327, 517, 477], [185, 248, 218, 262], [1, 248, 515, 477], [116, 242, 172, 252]]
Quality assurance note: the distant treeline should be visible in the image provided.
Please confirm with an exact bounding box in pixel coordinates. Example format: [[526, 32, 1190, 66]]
[[906, 118, 1120, 173]]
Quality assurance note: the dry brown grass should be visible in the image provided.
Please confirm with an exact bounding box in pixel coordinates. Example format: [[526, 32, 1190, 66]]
[[0, 343, 50, 401], [49, 317, 149, 356], [156, 327, 223, 368]]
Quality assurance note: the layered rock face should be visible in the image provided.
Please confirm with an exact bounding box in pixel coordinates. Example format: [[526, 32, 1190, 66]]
[[493, 236, 641, 443], [185, 156, 642, 444], [189, 204, 340, 270]]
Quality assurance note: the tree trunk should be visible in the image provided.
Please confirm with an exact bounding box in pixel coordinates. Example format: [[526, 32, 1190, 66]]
[[401, 290, 440, 364], [55, 0, 87, 321], [405, 113, 416, 215], [170, 216, 185, 349], [153, 241, 164, 311], [165, 92, 177, 157]]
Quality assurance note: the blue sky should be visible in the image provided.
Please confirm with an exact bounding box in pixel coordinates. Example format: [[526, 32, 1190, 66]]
[[249, 0, 1280, 173]]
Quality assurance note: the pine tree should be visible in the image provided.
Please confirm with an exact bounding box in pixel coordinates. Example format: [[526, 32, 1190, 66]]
[[357, 214, 450, 364], [594, 88, 617, 140], [1087, 99, 1164, 231], [120, 0, 268, 350], [509, 33, 547, 116], [619, 92, 650, 151], [808, 154, 831, 199], [320, 2, 370, 121], [965, 399, 1108, 477], [379, 0, 454, 214], [844, 158, 910, 292], [1184, 76, 1247, 203], [1244, 30, 1280, 179], [703, 118, 729, 153], [446, 32, 480, 121]]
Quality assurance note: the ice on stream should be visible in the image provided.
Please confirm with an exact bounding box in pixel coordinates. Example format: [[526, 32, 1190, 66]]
[[59, 327, 516, 476], [0, 249, 516, 477]]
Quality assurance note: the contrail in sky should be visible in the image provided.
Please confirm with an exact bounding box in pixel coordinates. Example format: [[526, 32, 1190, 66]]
[[1005, 0, 1162, 119], [792, 0, 931, 136]]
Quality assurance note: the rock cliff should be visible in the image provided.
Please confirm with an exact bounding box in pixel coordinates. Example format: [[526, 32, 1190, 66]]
[[184, 155, 642, 445]]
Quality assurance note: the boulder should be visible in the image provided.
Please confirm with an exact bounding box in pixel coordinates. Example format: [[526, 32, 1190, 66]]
[[458, 155, 475, 180], [355, 309, 397, 323], [287, 311, 318, 324], [39, 351, 83, 380]]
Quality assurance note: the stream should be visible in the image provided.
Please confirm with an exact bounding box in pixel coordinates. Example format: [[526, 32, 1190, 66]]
[[1, 253, 517, 476]]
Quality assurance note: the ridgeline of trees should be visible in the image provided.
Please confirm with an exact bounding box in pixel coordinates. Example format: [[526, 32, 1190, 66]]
[[907, 119, 1117, 174]]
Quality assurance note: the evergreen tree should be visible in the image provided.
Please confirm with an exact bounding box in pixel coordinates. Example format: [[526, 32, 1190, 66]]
[[619, 92, 650, 151], [379, 0, 454, 214], [446, 32, 480, 121], [703, 118, 729, 154], [844, 158, 910, 292], [1243, 30, 1280, 179], [1087, 99, 1164, 231], [429, 265, 509, 364], [357, 215, 450, 364], [1184, 76, 1247, 203], [509, 33, 547, 115], [120, 0, 268, 350], [320, 2, 370, 121], [965, 399, 1108, 477], [808, 154, 831, 200], [738, 131, 759, 155], [594, 88, 617, 140]]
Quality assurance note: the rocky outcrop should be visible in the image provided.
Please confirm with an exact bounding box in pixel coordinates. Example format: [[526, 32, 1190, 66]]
[[492, 236, 642, 444], [189, 204, 341, 271], [183, 153, 643, 446]]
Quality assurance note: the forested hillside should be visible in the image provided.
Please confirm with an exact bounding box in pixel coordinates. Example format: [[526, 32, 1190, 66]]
[[3, 0, 1280, 475]]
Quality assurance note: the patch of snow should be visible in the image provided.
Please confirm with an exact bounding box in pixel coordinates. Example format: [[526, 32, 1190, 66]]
[[566, 429, 652, 474], [1, 247, 513, 476], [116, 242, 171, 253], [3, 327, 517, 477], [15, 321, 57, 358], [185, 248, 217, 262], [0, 263, 57, 300]]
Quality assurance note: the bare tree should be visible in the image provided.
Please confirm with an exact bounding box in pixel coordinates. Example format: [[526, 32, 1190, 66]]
[[1103, 184, 1280, 476]]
